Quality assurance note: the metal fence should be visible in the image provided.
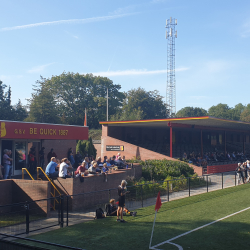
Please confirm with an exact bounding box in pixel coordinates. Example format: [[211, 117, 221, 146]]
[[0, 171, 238, 239]]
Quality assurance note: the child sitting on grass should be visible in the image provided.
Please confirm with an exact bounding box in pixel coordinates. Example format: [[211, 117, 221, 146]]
[[105, 199, 137, 217]]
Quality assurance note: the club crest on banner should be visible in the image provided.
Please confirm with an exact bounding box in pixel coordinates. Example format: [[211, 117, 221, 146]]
[[0, 122, 6, 138]]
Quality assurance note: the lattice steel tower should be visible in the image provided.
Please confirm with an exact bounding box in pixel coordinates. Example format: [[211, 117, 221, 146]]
[[166, 17, 177, 117]]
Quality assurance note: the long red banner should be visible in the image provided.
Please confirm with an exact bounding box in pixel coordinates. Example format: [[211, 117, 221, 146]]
[[0, 121, 88, 140]]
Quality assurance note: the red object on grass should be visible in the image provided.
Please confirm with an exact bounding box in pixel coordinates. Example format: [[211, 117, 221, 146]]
[[155, 191, 162, 212]]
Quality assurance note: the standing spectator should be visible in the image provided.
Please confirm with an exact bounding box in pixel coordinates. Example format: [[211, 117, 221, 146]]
[[59, 158, 73, 178], [28, 147, 36, 174], [0, 164, 3, 179], [117, 180, 130, 222], [39, 147, 45, 169], [116, 153, 121, 160], [47, 148, 57, 163], [75, 151, 82, 168], [3, 149, 13, 179], [69, 152, 75, 166], [45, 157, 59, 178], [67, 147, 73, 160]]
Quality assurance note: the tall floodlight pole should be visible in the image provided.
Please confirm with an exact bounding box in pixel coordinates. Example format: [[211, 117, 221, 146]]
[[166, 17, 177, 117]]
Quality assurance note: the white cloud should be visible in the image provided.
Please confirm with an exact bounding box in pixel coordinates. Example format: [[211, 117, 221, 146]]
[[90, 67, 189, 77], [0, 13, 133, 32], [27, 63, 55, 74]]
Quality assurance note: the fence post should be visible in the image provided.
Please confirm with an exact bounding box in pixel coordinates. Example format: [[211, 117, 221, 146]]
[[60, 195, 64, 228], [188, 178, 190, 197], [167, 181, 169, 202], [235, 171, 236, 186], [141, 185, 143, 207], [222, 172, 224, 189], [206, 175, 208, 193], [25, 201, 29, 234], [66, 196, 69, 227]]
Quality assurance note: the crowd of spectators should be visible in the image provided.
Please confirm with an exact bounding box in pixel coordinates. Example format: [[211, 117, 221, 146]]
[[44, 150, 129, 179], [236, 160, 250, 184], [182, 150, 247, 167]]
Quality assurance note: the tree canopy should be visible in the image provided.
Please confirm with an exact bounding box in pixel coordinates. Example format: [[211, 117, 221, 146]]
[[111, 87, 167, 121], [0, 80, 28, 121], [26, 72, 125, 128], [176, 107, 208, 118]]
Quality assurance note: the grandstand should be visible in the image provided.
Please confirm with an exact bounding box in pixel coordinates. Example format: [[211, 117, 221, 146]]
[[100, 116, 250, 173]]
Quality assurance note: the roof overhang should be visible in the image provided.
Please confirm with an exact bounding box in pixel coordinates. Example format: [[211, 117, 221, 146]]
[[100, 116, 250, 132]]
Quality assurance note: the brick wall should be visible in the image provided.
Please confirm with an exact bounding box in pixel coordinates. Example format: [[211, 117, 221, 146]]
[[52, 164, 142, 210], [0, 179, 51, 215], [0, 180, 12, 212], [93, 143, 101, 158]]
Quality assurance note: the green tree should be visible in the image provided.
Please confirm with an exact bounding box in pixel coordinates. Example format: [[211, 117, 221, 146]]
[[112, 87, 166, 121], [0, 81, 14, 120], [208, 103, 232, 119], [13, 99, 28, 121], [229, 103, 246, 121], [26, 77, 60, 123], [76, 138, 97, 159], [240, 104, 250, 122], [176, 107, 208, 117], [38, 72, 125, 128]]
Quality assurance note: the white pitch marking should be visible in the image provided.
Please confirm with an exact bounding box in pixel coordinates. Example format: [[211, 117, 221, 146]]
[[151, 206, 250, 249]]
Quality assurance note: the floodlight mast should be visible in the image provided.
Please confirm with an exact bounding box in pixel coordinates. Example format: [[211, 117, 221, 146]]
[[166, 17, 177, 117]]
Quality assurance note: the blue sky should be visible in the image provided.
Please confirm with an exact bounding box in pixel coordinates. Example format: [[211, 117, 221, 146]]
[[1, 0, 250, 112]]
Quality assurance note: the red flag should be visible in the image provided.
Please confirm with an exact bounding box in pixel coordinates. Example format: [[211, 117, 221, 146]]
[[155, 191, 162, 212], [84, 109, 87, 126]]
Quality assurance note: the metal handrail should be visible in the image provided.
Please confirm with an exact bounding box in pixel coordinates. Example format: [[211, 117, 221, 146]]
[[36, 167, 61, 196], [22, 168, 34, 180]]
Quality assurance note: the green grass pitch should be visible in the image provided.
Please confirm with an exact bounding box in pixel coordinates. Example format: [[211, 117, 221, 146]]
[[27, 183, 250, 250]]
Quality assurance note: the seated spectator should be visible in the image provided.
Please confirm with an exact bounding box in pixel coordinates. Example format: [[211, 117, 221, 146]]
[[102, 163, 109, 173], [103, 156, 108, 163], [83, 157, 90, 169], [75, 162, 87, 177], [88, 162, 97, 174], [110, 156, 116, 166], [106, 199, 137, 217], [59, 158, 73, 178], [97, 157, 103, 167], [106, 159, 112, 167], [122, 156, 127, 164], [115, 156, 126, 169], [182, 152, 187, 160], [45, 157, 59, 178]]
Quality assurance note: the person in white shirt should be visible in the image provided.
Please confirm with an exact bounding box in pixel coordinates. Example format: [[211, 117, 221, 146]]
[[59, 158, 72, 178]]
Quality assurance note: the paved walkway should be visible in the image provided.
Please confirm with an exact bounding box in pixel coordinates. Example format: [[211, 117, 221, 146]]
[[0, 172, 237, 238]]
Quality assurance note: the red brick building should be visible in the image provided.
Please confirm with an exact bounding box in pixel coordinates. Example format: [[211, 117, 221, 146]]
[[0, 120, 88, 176]]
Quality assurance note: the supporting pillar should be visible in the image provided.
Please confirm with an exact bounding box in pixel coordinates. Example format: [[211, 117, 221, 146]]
[[224, 131, 226, 156], [243, 133, 245, 154], [170, 124, 173, 158], [200, 130, 203, 157]]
